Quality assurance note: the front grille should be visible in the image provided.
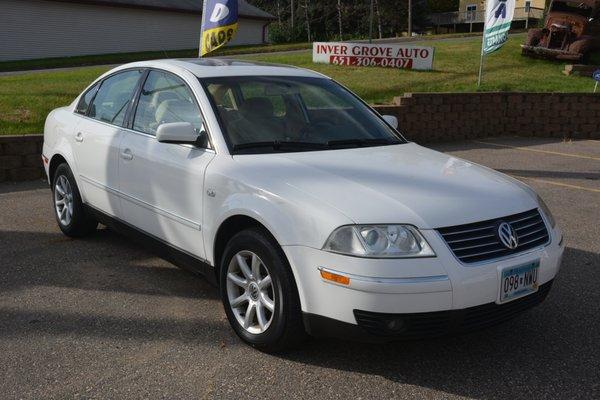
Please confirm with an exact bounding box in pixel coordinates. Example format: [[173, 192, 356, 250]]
[[354, 280, 553, 339], [548, 30, 567, 49], [437, 209, 550, 264]]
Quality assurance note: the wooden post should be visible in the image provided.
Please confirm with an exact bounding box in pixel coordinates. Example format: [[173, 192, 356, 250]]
[[408, 0, 413, 37], [291, 0, 295, 30], [369, 0, 374, 43], [375, 0, 382, 39], [304, 0, 311, 42], [337, 0, 343, 39]]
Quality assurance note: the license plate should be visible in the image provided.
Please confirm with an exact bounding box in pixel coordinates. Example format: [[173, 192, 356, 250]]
[[500, 260, 540, 303]]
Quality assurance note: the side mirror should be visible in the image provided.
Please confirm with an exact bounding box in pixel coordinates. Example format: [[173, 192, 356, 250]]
[[382, 115, 398, 129], [156, 122, 208, 147]]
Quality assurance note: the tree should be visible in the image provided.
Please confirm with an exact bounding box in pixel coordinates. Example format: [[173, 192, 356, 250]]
[[303, 0, 312, 42], [247, 0, 432, 43], [375, 0, 383, 39], [337, 0, 343, 39], [427, 0, 459, 13]]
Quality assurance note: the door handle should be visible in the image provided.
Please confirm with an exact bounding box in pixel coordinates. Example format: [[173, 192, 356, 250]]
[[121, 148, 133, 161], [75, 132, 84, 142]]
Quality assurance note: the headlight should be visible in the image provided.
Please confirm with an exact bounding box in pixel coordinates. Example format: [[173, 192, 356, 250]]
[[323, 225, 435, 258], [536, 194, 556, 228], [516, 182, 556, 229]]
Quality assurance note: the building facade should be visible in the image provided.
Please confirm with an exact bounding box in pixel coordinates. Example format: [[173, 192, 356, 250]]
[[457, 0, 546, 15], [0, 0, 275, 61], [430, 0, 546, 32]]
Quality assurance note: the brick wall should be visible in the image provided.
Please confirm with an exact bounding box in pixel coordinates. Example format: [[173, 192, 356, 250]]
[[373, 92, 600, 143], [0, 135, 45, 183]]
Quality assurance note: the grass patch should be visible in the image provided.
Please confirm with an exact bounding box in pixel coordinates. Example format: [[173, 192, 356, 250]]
[[240, 33, 599, 104], [1, 33, 597, 135], [0, 43, 312, 73], [0, 66, 111, 135]]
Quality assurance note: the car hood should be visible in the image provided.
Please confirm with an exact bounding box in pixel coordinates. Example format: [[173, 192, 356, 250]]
[[232, 143, 538, 229]]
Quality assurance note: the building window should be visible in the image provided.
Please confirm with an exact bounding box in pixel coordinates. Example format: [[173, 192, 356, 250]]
[[466, 4, 477, 20], [525, 1, 531, 12]]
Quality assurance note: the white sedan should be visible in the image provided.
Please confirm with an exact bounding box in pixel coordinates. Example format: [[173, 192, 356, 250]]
[[43, 59, 564, 351]]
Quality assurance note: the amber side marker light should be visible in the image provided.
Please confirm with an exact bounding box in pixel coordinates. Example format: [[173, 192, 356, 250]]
[[320, 269, 350, 285]]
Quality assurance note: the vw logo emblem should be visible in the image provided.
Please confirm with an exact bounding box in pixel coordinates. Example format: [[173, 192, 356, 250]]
[[248, 282, 260, 301], [497, 222, 518, 249]]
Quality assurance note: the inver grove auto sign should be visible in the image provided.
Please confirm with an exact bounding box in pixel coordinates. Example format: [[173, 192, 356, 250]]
[[313, 42, 434, 71]]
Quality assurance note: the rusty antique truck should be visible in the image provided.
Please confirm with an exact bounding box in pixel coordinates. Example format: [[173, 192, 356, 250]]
[[522, 0, 600, 62]]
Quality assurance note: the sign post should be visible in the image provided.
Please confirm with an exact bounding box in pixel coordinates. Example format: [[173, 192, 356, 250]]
[[478, 0, 516, 86], [593, 69, 600, 93]]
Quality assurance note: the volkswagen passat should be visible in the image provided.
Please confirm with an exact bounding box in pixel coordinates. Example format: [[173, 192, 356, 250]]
[[43, 59, 564, 351]]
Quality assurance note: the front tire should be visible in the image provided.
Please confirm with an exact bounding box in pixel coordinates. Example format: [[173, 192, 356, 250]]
[[524, 28, 543, 47], [220, 228, 306, 352], [52, 163, 97, 237]]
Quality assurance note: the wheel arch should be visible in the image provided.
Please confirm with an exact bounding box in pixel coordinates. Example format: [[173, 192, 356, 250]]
[[49, 153, 68, 183], [212, 214, 282, 285], [46, 135, 85, 201]]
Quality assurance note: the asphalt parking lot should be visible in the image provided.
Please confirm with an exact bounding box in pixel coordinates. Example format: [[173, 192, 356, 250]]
[[1, 137, 599, 399]]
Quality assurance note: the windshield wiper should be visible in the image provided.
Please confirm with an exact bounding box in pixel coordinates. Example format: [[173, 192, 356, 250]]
[[232, 141, 328, 152], [232, 138, 399, 153], [326, 138, 398, 148]]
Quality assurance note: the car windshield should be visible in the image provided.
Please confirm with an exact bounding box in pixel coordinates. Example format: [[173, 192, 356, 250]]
[[201, 76, 405, 154]]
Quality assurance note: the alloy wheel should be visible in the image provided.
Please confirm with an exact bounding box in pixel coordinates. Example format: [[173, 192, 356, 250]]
[[54, 175, 74, 226], [226, 250, 276, 334]]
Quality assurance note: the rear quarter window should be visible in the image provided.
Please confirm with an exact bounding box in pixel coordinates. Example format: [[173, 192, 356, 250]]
[[75, 83, 99, 115]]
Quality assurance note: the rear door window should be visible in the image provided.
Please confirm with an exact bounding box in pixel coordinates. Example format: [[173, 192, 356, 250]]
[[88, 70, 143, 126]]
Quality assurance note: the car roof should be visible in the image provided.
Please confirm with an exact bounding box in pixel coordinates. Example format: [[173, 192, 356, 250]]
[[114, 58, 328, 79]]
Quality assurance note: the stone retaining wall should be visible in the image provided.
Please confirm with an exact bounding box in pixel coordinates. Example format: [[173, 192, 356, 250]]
[[0, 135, 44, 182], [373, 92, 600, 143], [1, 92, 599, 182]]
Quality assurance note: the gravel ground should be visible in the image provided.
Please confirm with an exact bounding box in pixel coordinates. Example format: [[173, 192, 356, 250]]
[[0, 137, 598, 399]]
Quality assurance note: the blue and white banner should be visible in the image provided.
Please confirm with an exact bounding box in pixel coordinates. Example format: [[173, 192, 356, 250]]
[[200, 0, 239, 57], [482, 0, 515, 54]]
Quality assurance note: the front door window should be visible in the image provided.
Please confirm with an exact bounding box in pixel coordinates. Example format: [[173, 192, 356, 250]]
[[133, 70, 204, 137]]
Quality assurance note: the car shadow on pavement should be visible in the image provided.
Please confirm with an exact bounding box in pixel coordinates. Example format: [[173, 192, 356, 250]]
[[0, 227, 230, 346], [276, 245, 600, 400], [0, 228, 219, 301]]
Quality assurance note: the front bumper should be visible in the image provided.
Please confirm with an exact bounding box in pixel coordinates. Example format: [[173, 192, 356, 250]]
[[521, 45, 582, 61], [303, 280, 553, 341], [282, 226, 564, 338]]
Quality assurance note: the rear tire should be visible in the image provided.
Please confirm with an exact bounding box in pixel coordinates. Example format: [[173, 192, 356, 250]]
[[220, 228, 306, 352], [52, 163, 98, 237]]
